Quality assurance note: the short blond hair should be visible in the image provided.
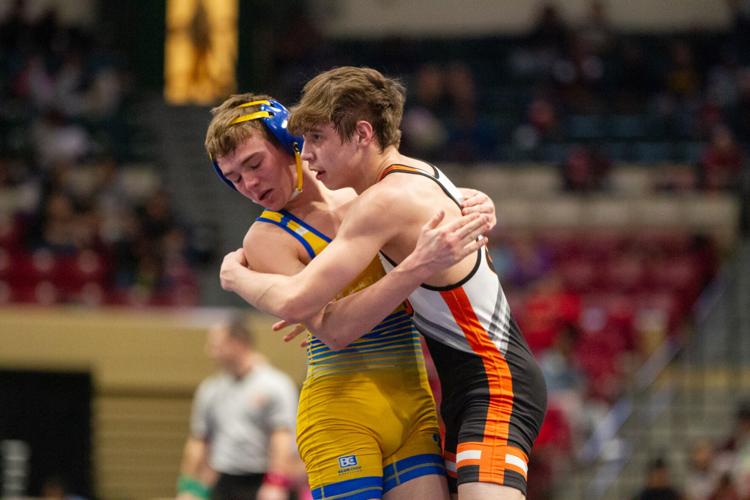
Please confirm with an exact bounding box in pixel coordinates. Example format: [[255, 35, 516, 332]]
[[288, 67, 405, 149], [204, 93, 276, 159]]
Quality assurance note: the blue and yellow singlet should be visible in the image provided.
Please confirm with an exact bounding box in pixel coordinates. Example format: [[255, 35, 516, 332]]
[[256, 209, 445, 499]]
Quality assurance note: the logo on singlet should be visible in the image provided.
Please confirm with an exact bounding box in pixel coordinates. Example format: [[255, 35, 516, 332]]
[[338, 455, 358, 468]]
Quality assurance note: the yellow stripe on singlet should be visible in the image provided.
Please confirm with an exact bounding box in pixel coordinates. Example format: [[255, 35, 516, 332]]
[[257, 209, 330, 259]]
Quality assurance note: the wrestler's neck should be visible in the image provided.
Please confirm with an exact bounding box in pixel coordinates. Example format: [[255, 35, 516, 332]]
[[283, 165, 326, 212], [356, 145, 403, 194], [231, 352, 265, 379], [283, 167, 347, 218]]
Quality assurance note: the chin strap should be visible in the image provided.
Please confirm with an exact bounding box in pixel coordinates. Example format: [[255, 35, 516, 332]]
[[289, 143, 303, 199]]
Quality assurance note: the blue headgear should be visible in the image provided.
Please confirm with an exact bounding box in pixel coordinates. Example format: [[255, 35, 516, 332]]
[[210, 99, 304, 193]]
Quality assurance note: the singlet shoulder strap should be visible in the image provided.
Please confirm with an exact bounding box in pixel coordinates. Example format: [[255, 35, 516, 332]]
[[377, 163, 460, 208], [378, 163, 439, 181], [256, 209, 332, 259]]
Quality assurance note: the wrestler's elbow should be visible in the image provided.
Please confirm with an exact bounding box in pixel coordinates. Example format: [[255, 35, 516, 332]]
[[276, 301, 308, 325], [321, 337, 346, 351], [308, 327, 349, 351], [275, 295, 318, 325], [327, 328, 362, 351]]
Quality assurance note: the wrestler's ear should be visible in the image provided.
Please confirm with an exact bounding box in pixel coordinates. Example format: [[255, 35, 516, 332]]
[[354, 120, 375, 146]]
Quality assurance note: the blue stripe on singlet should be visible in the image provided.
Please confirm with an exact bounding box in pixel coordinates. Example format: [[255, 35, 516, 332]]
[[311, 476, 383, 499], [382, 454, 446, 493], [279, 209, 332, 243], [307, 311, 418, 363], [307, 311, 412, 350], [256, 216, 317, 260]]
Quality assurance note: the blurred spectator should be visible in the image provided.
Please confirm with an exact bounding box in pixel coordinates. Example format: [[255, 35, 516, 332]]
[[579, 0, 614, 56], [504, 234, 554, 289], [706, 51, 740, 110], [685, 439, 724, 500], [540, 324, 585, 393], [177, 315, 302, 500], [732, 69, 750, 140], [633, 456, 682, 500], [0, 0, 202, 306], [31, 110, 90, 168], [0, 0, 27, 54], [552, 33, 606, 113], [518, 273, 581, 353], [138, 189, 178, 241], [727, 0, 750, 64], [532, 403, 573, 485], [696, 99, 727, 141], [401, 64, 448, 159], [615, 40, 658, 111], [443, 62, 499, 162], [559, 144, 611, 192], [40, 475, 86, 500], [0, 156, 40, 216], [716, 401, 750, 498], [539, 323, 589, 441], [665, 41, 701, 101], [31, 191, 80, 253], [525, 450, 555, 500], [526, 89, 561, 140], [708, 473, 742, 500], [698, 124, 745, 190], [271, 9, 328, 100], [529, 3, 569, 51]]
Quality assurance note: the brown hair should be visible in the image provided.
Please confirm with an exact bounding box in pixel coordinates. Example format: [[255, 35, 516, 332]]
[[225, 312, 254, 347], [204, 93, 275, 160], [288, 66, 406, 149]]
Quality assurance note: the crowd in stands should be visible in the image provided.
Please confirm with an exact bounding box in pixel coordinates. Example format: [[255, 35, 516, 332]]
[[397, 0, 748, 181], [0, 2, 205, 306], [270, 1, 748, 192], [632, 401, 750, 500], [490, 229, 720, 498]]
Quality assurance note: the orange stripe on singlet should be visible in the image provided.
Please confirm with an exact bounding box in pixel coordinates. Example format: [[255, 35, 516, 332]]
[[439, 286, 517, 483], [377, 164, 423, 181]]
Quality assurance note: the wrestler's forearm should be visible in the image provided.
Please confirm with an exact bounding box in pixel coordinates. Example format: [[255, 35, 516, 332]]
[[267, 428, 295, 476], [306, 211, 490, 348], [177, 436, 217, 498], [228, 266, 332, 323], [305, 253, 432, 350]]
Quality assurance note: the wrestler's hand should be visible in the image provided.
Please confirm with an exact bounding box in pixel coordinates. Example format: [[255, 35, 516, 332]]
[[257, 483, 289, 500], [460, 188, 497, 230], [272, 320, 309, 347], [219, 248, 248, 292], [405, 210, 490, 281]]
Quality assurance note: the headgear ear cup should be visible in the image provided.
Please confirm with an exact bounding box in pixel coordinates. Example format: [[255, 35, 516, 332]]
[[211, 155, 237, 190], [211, 99, 304, 194]]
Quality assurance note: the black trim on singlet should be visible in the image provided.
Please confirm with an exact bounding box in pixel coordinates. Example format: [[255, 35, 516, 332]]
[[378, 164, 482, 291], [380, 248, 484, 292], [379, 164, 463, 209]]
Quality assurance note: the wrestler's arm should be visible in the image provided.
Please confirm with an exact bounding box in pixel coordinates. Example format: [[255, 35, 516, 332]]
[[229, 187, 494, 346], [288, 188, 496, 349], [296, 209, 490, 349], [241, 223, 307, 276], [221, 191, 399, 324]]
